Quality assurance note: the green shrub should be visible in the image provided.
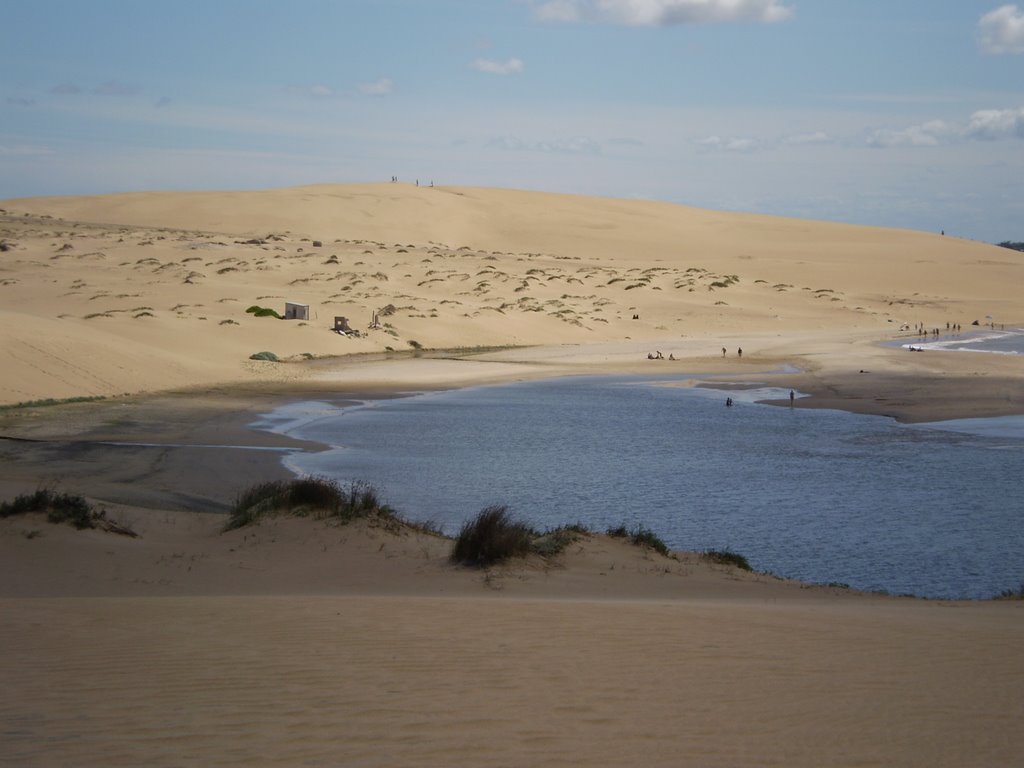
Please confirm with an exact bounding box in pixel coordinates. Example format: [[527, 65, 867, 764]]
[[249, 351, 279, 361], [451, 505, 534, 567], [531, 524, 587, 557], [246, 305, 283, 319], [994, 583, 1024, 600], [704, 549, 753, 571], [224, 478, 393, 531], [607, 524, 670, 556], [0, 489, 95, 529]]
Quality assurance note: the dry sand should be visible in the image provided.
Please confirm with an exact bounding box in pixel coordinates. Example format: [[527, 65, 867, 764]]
[[2, 184, 1023, 766]]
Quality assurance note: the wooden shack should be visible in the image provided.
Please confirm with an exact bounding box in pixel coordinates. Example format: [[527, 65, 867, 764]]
[[284, 302, 310, 320]]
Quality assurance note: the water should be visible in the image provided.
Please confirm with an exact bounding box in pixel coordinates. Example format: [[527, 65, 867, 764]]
[[892, 326, 1024, 355], [253, 376, 1024, 600]]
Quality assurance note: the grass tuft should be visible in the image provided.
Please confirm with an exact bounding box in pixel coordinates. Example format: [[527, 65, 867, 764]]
[[607, 524, 671, 556], [249, 351, 279, 361], [450, 505, 534, 567], [0, 489, 94, 529], [0, 489, 137, 536], [246, 305, 283, 319], [994, 582, 1024, 600], [224, 477, 394, 531], [703, 549, 753, 571]]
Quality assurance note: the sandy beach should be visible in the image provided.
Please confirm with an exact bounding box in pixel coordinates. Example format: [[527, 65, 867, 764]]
[[2, 184, 1023, 766]]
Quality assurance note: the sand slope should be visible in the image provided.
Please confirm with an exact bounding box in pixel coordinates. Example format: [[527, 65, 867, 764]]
[[2, 511, 1023, 768], [2, 184, 1021, 404]]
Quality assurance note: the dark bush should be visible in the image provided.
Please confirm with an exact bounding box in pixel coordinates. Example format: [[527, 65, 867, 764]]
[[224, 478, 393, 531], [607, 523, 670, 556], [704, 549, 753, 571], [451, 505, 534, 567], [0, 489, 95, 530]]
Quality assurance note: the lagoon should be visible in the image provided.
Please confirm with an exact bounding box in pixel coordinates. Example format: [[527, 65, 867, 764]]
[[255, 375, 1024, 599]]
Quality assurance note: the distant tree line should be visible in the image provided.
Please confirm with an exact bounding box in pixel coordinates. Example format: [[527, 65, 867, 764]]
[[997, 241, 1024, 252]]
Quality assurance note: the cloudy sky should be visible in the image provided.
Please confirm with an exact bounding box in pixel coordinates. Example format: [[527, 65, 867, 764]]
[[2, 0, 1023, 241]]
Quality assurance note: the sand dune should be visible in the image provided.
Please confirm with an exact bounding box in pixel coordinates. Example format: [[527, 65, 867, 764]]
[[2, 508, 1022, 768], [2, 184, 1021, 405], [3, 184, 1024, 766]]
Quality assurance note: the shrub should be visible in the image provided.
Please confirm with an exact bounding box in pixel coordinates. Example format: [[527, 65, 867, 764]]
[[994, 583, 1024, 600], [408, 339, 423, 350], [246, 305, 283, 319], [704, 549, 753, 571], [607, 523, 670, 556], [451, 505, 534, 567], [224, 478, 393, 531], [1, 489, 95, 529], [249, 351, 279, 361], [531, 524, 587, 557]]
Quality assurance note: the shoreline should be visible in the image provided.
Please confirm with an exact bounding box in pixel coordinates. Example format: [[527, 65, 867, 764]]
[[2, 340, 1022, 524]]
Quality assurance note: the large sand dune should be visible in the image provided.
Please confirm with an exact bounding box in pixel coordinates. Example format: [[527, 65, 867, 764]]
[[2, 185, 1024, 766], [2, 183, 1021, 406]]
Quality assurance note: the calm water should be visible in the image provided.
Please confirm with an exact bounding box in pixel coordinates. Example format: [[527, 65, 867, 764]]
[[254, 376, 1024, 599]]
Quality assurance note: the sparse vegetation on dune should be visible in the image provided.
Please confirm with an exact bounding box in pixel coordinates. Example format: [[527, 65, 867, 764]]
[[993, 583, 1024, 600], [0, 489, 137, 536], [224, 477, 399, 531], [607, 524, 671, 557], [703, 549, 753, 571], [450, 505, 535, 566]]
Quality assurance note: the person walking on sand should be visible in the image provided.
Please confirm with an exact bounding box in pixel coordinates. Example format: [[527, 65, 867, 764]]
[[737, 347, 742, 358], [722, 347, 726, 357], [789, 390, 795, 406]]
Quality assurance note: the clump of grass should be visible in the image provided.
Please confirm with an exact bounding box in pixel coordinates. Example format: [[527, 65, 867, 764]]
[[0, 489, 136, 536], [530, 523, 589, 557], [607, 524, 671, 556], [994, 583, 1024, 600], [450, 505, 534, 567], [703, 549, 753, 571], [0, 489, 94, 529], [249, 351, 279, 361], [246, 305, 283, 319], [224, 477, 394, 531], [408, 339, 423, 350]]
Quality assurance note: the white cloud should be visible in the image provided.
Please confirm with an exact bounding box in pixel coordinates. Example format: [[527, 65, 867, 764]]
[[358, 78, 393, 96], [783, 131, 830, 145], [965, 107, 1024, 139], [287, 84, 335, 99], [472, 57, 525, 75], [866, 120, 950, 148], [977, 4, 1024, 54], [696, 135, 759, 152], [533, 0, 794, 25], [865, 109, 1024, 147], [487, 135, 601, 154]]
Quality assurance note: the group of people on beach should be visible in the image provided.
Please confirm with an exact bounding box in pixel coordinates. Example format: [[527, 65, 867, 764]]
[[647, 351, 675, 360]]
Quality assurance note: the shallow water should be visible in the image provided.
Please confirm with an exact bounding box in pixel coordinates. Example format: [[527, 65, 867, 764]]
[[893, 326, 1024, 355], [254, 376, 1024, 599]]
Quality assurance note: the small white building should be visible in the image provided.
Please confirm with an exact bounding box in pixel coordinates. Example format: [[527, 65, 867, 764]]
[[284, 302, 310, 320]]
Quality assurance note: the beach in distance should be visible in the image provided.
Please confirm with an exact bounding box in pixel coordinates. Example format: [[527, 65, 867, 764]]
[[2, 183, 1023, 767]]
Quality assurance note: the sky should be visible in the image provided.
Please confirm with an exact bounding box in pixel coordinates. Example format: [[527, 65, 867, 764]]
[[2, 0, 1023, 241]]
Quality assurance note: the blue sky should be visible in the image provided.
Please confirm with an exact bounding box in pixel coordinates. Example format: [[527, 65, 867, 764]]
[[2, 0, 1023, 241]]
